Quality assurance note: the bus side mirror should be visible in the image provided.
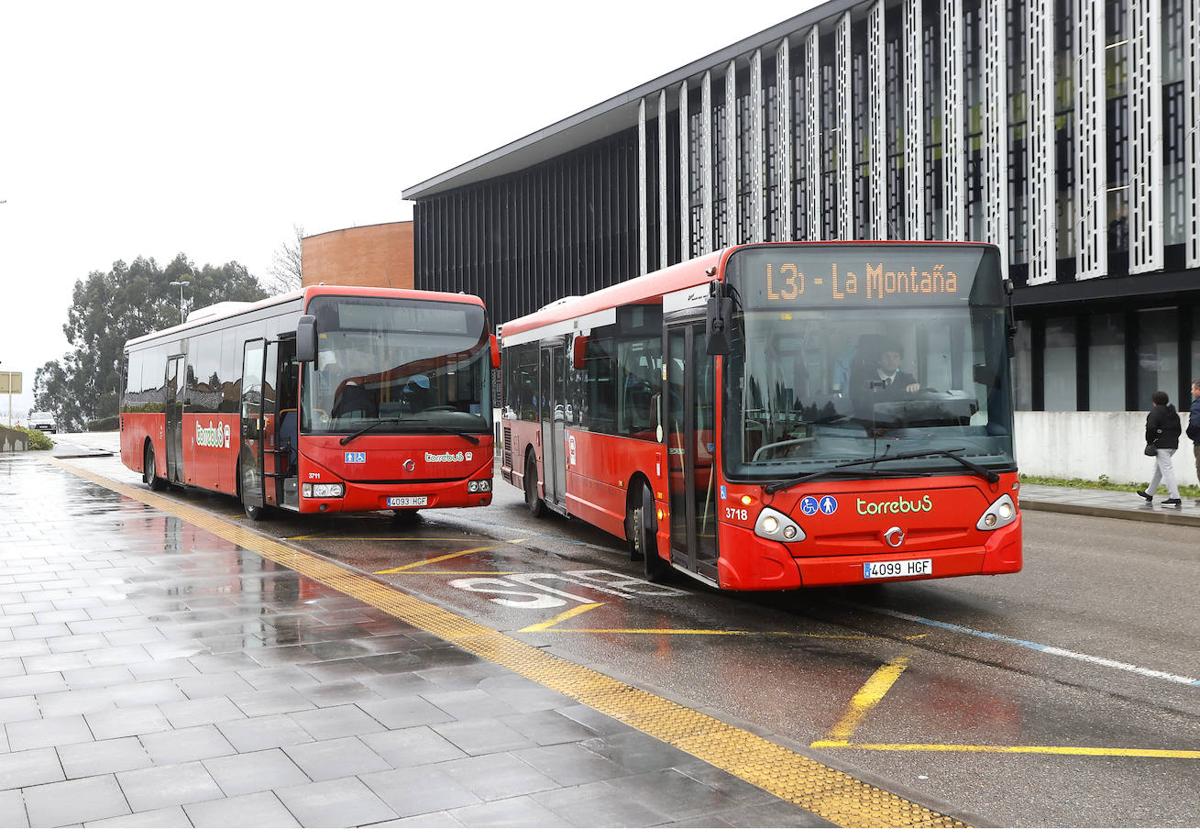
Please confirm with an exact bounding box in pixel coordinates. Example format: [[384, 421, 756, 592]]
[[706, 295, 734, 356], [572, 335, 588, 369], [296, 315, 317, 364], [490, 335, 501, 369]]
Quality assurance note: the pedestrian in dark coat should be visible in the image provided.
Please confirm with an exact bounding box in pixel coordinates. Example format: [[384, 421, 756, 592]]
[[1138, 391, 1182, 508], [1186, 380, 1200, 505]]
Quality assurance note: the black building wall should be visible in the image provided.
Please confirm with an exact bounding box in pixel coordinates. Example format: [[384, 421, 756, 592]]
[[415, 129, 642, 326]]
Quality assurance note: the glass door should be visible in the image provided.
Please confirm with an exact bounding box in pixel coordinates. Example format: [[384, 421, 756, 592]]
[[664, 321, 718, 580], [165, 355, 186, 484], [240, 339, 267, 510], [539, 343, 567, 507]]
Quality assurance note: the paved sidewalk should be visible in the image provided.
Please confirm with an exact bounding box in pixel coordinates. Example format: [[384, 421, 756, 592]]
[[0, 454, 825, 828], [1020, 482, 1200, 527]]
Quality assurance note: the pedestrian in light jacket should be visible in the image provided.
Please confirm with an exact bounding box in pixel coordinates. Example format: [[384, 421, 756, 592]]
[[1187, 380, 1200, 505], [1138, 390, 1183, 509]]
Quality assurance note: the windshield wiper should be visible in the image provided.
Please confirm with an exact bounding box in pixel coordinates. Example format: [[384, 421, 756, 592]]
[[764, 448, 999, 494], [339, 417, 481, 447], [339, 418, 404, 446]]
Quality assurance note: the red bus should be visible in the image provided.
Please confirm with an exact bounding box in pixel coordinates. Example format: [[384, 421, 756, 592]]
[[121, 286, 498, 520], [499, 242, 1021, 590]]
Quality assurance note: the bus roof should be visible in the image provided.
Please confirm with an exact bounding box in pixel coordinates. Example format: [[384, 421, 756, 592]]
[[124, 285, 488, 351], [498, 240, 996, 339]]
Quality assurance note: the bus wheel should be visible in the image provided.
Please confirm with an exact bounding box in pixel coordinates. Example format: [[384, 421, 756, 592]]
[[524, 452, 545, 518], [143, 442, 166, 491], [631, 483, 673, 583], [240, 460, 269, 522]]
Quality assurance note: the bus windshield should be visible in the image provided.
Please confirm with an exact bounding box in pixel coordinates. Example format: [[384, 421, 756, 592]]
[[301, 296, 491, 435], [722, 245, 1015, 481]]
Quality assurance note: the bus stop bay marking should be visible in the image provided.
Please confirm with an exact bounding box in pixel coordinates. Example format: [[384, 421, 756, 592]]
[[812, 657, 1200, 761], [449, 569, 686, 610], [375, 539, 528, 575]]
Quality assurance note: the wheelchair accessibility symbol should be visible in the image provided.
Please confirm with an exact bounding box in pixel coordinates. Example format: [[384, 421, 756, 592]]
[[800, 496, 820, 516]]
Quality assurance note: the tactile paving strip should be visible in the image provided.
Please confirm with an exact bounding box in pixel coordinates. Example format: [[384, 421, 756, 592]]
[[53, 459, 966, 828]]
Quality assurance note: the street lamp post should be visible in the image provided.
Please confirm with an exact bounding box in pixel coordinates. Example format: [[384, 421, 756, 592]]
[[169, 280, 190, 324]]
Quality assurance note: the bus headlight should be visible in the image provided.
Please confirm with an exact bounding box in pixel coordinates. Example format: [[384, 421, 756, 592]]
[[468, 479, 491, 493], [754, 507, 805, 543], [976, 494, 1017, 531], [303, 483, 344, 499]]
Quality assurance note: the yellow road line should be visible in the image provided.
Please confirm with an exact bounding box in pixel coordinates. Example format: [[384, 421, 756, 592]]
[[290, 536, 489, 542], [811, 742, 1200, 759], [824, 656, 910, 743], [51, 461, 964, 829], [376, 538, 527, 574], [385, 570, 514, 575], [519, 602, 604, 632]]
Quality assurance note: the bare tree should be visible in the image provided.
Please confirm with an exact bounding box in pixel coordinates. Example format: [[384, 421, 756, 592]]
[[265, 224, 304, 295]]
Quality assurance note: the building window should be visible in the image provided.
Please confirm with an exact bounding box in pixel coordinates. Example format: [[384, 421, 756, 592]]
[[1013, 320, 1033, 410], [1043, 317, 1077, 410], [1089, 312, 1126, 410], [1136, 308, 1179, 406]]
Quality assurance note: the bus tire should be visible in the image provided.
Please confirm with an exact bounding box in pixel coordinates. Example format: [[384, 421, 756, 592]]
[[239, 459, 269, 522], [524, 451, 545, 518], [630, 482, 673, 583], [143, 441, 166, 491]]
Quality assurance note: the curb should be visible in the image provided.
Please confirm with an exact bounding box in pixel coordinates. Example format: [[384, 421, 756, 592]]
[[1021, 499, 1200, 528]]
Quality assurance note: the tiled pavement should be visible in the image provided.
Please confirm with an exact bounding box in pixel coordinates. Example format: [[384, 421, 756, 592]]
[[0, 454, 824, 828]]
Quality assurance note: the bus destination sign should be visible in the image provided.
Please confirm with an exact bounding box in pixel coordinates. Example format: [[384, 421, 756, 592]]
[[729, 246, 992, 308]]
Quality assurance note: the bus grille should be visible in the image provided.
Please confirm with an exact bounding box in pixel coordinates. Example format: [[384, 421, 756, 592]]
[[502, 428, 512, 469]]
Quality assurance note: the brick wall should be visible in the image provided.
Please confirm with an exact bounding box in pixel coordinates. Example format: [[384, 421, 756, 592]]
[[301, 221, 413, 289]]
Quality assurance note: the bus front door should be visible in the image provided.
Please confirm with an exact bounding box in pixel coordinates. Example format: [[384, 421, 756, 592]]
[[239, 339, 267, 512], [165, 355, 186, 484], [665, 321, 718, 582], [539, 343, 567, 509]]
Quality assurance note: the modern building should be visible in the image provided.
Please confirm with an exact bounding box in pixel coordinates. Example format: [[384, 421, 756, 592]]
[[301, 221, 414, 290], [404, 0, 1199, 480]]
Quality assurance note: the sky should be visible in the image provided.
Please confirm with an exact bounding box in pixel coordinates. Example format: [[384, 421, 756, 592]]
[[0, 0, 818, 420]]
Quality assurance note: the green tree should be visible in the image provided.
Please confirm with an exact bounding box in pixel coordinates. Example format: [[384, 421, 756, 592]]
[[34, 254, 265, 431]]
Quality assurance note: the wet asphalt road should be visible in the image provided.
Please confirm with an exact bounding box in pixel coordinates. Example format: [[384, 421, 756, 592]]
[[58, 434, 1200, 827]]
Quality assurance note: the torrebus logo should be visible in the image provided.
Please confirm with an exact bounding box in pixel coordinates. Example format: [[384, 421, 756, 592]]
[[195, 421, 231, 449], [856, 494, 934, 516], [424, 451, 473, 463]]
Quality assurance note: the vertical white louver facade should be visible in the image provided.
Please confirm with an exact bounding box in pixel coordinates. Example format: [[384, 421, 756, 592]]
[[836, 12, 853, 240], [868, 1, 887, 239], [1075, 0, 1107, 280], [776, 39, 793, 241], [903, 0, 925, 240], [750, 49, 765, 244], [1128, 0, 1163, 274], [724, 60, 737, 248], [941, 0, 965, 242], [658, 90, 668, 270], [1188, 0, 1200, 268], [701, 71, 713, 255], [805, 27, 823, 241], [982, 0, 1010, 273], [679, 82, 690, 261], [638, 97, 648, 275], [1026, 0, 1056, 284]]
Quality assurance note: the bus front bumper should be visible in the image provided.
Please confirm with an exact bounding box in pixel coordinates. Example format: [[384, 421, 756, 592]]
[[297, 478, 493, 515], [713, 521, 1022, 590]]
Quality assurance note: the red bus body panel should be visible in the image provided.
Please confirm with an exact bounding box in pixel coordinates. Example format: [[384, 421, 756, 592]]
[[121, 285, 494, 515], [501, 243, 1022, 591]]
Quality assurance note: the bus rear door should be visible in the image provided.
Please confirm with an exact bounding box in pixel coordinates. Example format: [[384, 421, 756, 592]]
[[165, 354, 186, 484], [539, 341, 567, 510], [664, 319, 719, 582], [239, 339, 267, 511]]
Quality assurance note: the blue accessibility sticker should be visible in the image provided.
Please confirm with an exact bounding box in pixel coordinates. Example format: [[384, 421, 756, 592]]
[[799, 496, 820, 516], [344, 451, 366, 464], [719, 485, 727, 500], [819, 495, 838, 515]]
